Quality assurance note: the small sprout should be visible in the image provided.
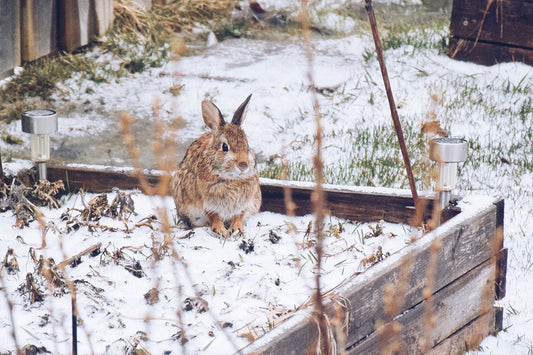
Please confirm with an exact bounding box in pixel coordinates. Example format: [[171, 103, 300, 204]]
[[304, 221, 312, 239], [365, 221, 385, 239], [326, 221, 345, 238], [18, 273, 44, 303]]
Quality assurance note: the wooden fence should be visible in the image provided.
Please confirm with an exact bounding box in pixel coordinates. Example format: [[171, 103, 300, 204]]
[[0, 0, 114, 79]]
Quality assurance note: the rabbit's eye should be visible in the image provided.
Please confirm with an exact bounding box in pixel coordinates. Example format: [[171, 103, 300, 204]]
[[222, 143, 229, 152]]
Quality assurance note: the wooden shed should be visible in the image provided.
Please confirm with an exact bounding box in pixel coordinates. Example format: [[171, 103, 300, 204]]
[[0, 0, 114, 78], [449, 0, 533, 66], [20, 164, 507, 354]]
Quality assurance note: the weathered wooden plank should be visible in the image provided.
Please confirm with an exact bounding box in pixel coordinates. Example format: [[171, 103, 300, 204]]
[[0, 0, 21, 78], [42, 165, 441, 224], [340, 202, 500, 349], [450, 0, 533, 49], [261, 183, 438, 224], [431, 307, 503, 354], [21, 0, 57, 62], [58, 0, 114, 52], [346, 256, 498, 354], [46, 165, 161, 192], [449, 36, 533, 66], [94, 0, 114, 36], [241, 201, 502, 354], [494, 199, 507, 300], [495, 247, 508, 300]]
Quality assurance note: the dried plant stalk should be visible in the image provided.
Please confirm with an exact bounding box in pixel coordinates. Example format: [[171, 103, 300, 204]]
[[377, 255, 414, 355], [300, 0, 332, 353]]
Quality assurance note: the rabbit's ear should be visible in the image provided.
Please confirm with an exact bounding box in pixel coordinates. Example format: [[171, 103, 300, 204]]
[[231, 94, 252, 126], [202, 100, 225, 130]]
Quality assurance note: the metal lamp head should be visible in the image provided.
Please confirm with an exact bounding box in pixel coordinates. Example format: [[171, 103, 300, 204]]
[[429, 137, 468, 210], [21, 109, 58, 180]]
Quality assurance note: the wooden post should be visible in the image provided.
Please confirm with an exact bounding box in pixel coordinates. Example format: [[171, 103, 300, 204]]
[[21, 0, 57, 62]]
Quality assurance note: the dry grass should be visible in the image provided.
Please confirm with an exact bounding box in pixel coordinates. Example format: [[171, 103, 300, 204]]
[[110, 0, 236, 42]]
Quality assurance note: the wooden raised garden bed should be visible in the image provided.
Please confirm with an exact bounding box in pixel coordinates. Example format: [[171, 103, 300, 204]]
[[21, 163, 506, 354], [449, 0, 533, 66]]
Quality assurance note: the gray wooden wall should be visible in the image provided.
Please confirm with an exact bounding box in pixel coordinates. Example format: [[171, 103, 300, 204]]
[[1, 0, 114, 79]]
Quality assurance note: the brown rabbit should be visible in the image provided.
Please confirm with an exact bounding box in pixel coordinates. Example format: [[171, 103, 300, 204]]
[[171, 95, 261, 236]]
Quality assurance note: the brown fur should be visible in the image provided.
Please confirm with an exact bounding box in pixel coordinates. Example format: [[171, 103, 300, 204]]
[[170, 95, 261, 236]]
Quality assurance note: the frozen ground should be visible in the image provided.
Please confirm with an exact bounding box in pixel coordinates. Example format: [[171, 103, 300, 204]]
[[0, 0, 532, 353]]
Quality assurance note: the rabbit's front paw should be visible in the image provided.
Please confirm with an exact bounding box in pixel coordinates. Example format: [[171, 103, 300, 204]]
[[209, 213, 229, 237], [229, 215, 244, 236]]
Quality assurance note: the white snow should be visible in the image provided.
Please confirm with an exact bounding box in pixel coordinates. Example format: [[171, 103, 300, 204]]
[[1, 0, 532, 353], [0, 189, 419, 354]]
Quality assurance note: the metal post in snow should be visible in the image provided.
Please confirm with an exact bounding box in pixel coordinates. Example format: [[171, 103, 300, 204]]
[[364, 0, 420, 214], [72, 290, 78, 355]]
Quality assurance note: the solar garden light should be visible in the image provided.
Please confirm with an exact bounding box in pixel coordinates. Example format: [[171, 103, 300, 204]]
[[429, 137, 468, 211], [21, 109, 58, 181]]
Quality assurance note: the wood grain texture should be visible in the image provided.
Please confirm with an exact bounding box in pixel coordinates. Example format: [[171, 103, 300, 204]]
[[449, 37, 533, 66], [21, 0, 57, 62], [346, 257, 497, 354], [46, 165, 161, 192], [449, 0, 533, 65], [94, 0, 113, 36], [0, 0, 21, 78], [431, 307, 503, 354], [450, 0, 533, 49]]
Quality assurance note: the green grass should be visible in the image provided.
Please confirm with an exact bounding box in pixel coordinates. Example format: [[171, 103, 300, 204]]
[[260, 120, 434, 189]]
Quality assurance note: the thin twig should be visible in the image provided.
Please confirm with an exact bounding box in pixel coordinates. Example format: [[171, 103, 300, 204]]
[[57, 243, 102, 269], [364, 0, 420, 215]]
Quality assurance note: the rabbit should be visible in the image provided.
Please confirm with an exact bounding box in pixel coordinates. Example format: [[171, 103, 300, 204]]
[[171, 94, 262, 237]]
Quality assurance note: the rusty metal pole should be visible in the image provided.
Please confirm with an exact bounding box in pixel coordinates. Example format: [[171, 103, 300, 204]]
[[364, 0, 420, 213]]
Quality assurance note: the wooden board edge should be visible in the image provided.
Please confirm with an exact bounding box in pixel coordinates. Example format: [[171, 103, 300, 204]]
[[19, 164, 442, 224], [430, 306, 503, 354], [448, 37, 533, 66], [495, 248, 508, 300], [345, 257, 498, 354]]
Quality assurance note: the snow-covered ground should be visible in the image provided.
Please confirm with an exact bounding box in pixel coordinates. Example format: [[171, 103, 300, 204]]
[[0, 179, 425, 354], [0, 0, 531, 353]]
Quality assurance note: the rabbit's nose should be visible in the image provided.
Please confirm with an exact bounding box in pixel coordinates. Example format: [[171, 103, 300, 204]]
[[238, 162, 248, 171]]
